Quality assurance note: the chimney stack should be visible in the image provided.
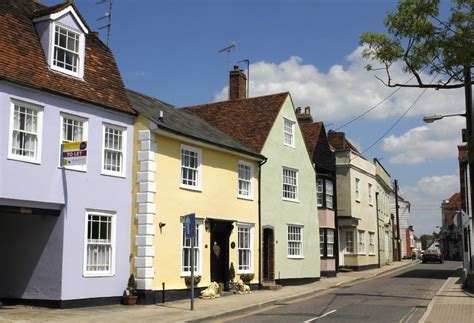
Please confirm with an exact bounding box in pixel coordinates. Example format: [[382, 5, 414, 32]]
[[295, 105, 313, 124], [229, 65, 247, 100]]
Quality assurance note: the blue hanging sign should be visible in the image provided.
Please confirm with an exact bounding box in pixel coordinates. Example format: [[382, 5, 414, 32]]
[[184, 213, 196, 239]]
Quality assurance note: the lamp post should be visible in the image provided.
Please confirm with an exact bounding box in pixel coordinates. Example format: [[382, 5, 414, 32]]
[[422, 113, 466, 123]]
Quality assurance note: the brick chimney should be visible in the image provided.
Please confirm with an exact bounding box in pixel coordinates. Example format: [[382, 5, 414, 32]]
[[229, 65, 247, 100], [295, 106, 313, 124], [327, 131, 346, 150]]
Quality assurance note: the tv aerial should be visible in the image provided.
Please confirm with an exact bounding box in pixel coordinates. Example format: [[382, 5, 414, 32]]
[[218, 41, 236, 72], [96, 0, 113, 46]]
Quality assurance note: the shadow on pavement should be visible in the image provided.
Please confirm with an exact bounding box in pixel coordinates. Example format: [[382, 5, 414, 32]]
[[394, 268, 461, 280]]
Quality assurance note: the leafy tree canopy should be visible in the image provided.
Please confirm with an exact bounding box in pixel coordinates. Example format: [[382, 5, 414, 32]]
[[360, 0, 473, 89]]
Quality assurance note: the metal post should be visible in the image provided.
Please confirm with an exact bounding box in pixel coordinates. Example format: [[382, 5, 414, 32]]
[[394, 180, 401, 261], [190, 233, 195, 311], [464, 65, 474, 270]]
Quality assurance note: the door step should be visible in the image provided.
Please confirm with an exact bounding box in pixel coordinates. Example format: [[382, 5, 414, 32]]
[[261, 282, 282, 290]]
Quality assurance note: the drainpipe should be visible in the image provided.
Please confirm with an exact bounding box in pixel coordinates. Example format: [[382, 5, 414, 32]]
[[257, 157, 268, 288], [376, 192, 381, 268], [333, 171, 339, 273]]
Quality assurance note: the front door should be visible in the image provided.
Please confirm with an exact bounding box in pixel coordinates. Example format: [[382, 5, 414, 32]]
[[263, 228, 275, 281], [210, 220, 232, 285]]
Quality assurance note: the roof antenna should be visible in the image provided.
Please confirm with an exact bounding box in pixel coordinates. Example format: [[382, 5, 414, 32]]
[[96, 0, 113, 46], [218, 41, 236, 72], [238, 59, 250, 97]]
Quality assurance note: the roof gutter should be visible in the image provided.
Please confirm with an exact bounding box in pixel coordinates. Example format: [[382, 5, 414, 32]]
[[257, 156, 268, 288]]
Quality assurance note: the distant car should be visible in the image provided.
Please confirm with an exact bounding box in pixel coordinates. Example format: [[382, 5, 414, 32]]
[[422, 250, 444, 263]]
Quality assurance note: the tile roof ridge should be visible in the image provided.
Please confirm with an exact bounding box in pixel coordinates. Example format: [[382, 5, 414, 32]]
[[182, 91, 289, 109], [126, 88, 174, 108]]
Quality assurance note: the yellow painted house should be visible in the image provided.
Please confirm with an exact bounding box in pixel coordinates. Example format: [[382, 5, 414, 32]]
[[127, 90, 264, 303]]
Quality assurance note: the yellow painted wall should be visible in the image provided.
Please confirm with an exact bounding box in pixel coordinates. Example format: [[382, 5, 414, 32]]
[[132, 115, 260, 291]]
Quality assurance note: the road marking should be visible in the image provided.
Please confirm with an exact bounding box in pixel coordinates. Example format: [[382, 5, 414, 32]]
[[304, 310, 337, 322]]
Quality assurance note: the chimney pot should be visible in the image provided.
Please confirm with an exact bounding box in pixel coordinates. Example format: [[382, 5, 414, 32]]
[[296, 107, 302, 114], [305, 106, 311, 114]]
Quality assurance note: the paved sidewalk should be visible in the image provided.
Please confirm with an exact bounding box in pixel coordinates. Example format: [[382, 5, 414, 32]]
[[420, 272, 474, 323], [0, 261, 415, 322]]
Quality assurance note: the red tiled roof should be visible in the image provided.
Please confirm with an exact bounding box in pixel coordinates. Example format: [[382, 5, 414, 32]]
[[446, 192, 462, 210], [183, 92, 289, 152], [0, 0, 134, 114], [300, 122, 323, 157]]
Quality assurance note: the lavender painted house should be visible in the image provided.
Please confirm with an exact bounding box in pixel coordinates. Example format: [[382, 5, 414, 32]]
[[0, 1, 135, 307]]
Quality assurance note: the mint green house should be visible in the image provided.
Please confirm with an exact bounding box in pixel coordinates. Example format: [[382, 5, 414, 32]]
[[185, 66, 320, 285]]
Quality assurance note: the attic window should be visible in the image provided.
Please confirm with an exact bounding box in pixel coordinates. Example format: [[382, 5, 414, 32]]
[[53, 25, 81, 74]]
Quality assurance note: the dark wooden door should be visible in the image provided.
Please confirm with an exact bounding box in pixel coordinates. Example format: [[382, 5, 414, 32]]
[[210, 222, 230, 284], [263, 228, 275, 281]]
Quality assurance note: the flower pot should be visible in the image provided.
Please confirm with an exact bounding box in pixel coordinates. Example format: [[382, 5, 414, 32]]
[[122, 295, 138, 305]]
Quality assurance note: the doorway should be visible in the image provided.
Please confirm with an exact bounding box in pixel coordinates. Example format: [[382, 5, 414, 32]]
[[210, 219, 232, 285], [263, 228, 275, 282]]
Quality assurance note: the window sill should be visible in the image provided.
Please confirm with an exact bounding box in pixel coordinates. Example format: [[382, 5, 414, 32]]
[[355, 199, 361, 203], [101, 171, 126, 179], [83, 272, 115, 278], [51, 65, 82, 79], [237, 270, 254, 275], [284, 143, 295, 149], [369, 254, 376, 256], [369, 203, 374, 207], [287, 255, 304, 259], [7, 156, 41, 165], [238, 195, 254, 201], [283, 198, 300, 203], [180, 272, 202, 277], [180, 185, 202, 192]]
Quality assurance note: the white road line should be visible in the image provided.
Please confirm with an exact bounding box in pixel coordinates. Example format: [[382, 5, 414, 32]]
[[304, 310, 337, 322]]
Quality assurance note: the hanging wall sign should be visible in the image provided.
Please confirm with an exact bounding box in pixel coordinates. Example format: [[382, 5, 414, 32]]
[[62, 141, 87, 166]]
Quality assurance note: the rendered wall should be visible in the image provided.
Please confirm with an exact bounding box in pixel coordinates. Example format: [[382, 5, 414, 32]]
[[0, 83, 134, 300], [260, 97, 320, 280], [131, 116, 260, 291]]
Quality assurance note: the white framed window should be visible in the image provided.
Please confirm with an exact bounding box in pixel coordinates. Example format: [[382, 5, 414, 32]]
[[283, 118, 295, 147], [368, 183, 373, 205], [60, 113, 88, 170], [238, 161, 253, 199], [180, 145, 202, 190], [181, 220, 203, 275], [8, 99, 43, 163], [326, 180, 334, 209], [237, 224, 254, 273], [319, 229, 325, 257], [283, 167, 298, 201], [83, 210, 115, 277], [317, 179, 324, 207], [358, 230, 366, 254], [369, 232, 375, 255], [102, 123, 126, 177], [287, 224, 303, 258], [345, 230, 354, 253], [355, 178, 361, 201], [51, 23, 84, 77], [327, 229, 334, 257]]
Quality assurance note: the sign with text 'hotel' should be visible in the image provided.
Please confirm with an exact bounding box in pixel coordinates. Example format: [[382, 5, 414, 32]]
[[62, 141, 87, 166]]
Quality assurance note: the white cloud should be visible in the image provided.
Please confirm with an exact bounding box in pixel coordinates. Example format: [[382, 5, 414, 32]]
[[382, 117, 464, 165], [400, 175, 459, 236], [215, 47, 465, 124]]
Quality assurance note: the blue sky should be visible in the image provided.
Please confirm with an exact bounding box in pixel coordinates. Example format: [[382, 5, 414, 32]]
[[47, 0, 463, 236]]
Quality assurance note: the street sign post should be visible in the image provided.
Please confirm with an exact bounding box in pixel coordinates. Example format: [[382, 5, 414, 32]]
[[62, 141, 87, 166], [184, 213, 196, 311]]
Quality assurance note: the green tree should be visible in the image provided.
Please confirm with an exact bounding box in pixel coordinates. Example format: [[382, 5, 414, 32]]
[[419, 234, 433, 250], [360, 0, 473, 89]]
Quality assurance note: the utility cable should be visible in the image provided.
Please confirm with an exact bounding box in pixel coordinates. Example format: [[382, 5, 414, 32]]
[[334, 75, 415, 131]]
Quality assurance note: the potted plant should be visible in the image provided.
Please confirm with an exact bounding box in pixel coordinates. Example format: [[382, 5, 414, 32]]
[[184, 275, 201, 287], [122, 274, 138, 305], [239, 273, 255, 284]]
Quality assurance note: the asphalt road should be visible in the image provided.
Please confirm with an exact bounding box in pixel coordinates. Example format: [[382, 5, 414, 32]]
[[223, 261, 461, 323]]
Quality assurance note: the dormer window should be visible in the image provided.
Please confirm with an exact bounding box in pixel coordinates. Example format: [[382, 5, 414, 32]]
[[32, 5, 88, 79], [53, 25, 80, 74]]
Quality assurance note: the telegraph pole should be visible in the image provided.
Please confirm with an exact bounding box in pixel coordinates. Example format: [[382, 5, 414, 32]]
[[464, 65, 474, 271], [394, 180, 401, 261]]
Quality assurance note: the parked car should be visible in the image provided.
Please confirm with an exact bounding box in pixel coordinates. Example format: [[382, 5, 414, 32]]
[[422, 249, 444, 263]]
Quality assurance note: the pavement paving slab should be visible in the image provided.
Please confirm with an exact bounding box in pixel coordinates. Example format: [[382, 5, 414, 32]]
[[0, 261, 415, 323], [420, 274, 474, 323]]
